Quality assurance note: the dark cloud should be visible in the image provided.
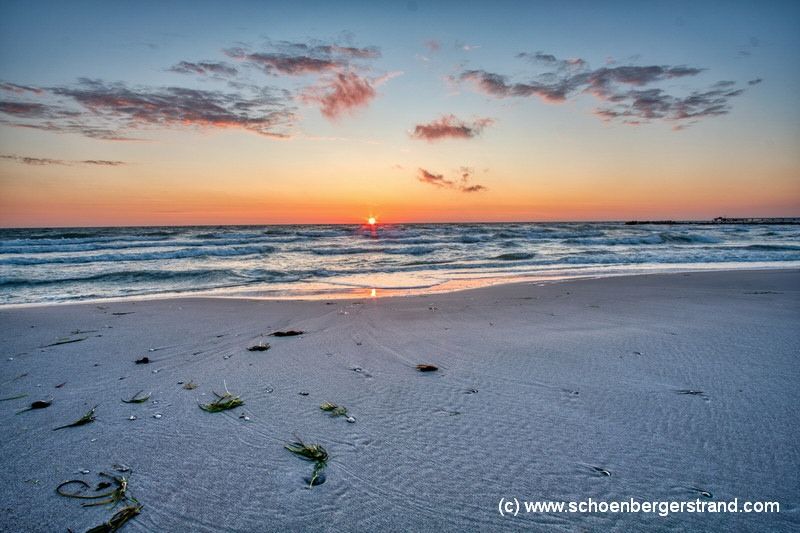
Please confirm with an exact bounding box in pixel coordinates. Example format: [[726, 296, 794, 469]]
[[301, 72, 376, 119], [748, 78, 763, 86], [0, 82, 44, 95], [168, 61, 238, 77], [81, 159, 127, 166], [410, 114, 493, 141], [0, 78, 294, 140], [0, 100, 61, 118], [225, 40, 380, 76], [417, 167, 487, 193], [46, 79, 294, 138], [458, 53, 747, 127], [0, 154, 126, 166], [226, 49, 341, 75]]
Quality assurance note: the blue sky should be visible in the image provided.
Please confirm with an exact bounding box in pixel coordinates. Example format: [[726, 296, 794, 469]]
[[0, 1, 798, 225]]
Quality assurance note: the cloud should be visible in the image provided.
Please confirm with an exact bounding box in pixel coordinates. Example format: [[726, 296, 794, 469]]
[[168, 61, 238, 77], [226, 49, 341, 75], [417, 167, 487, 192], [49, 80, 294, 137], [748, 78, 763, 86], [410, 114, 493, 141], [0, 154, 126, 166], [225, 40, 380, 76], [223, 38, 390, 120], [0, 78, 295, 140], [0, 82, 44, 95], [457, 52, 749, 127], [301, 72, 376, 119]]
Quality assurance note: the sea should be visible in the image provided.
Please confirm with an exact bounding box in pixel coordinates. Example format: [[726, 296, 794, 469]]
[[1, 222, 799, 305]]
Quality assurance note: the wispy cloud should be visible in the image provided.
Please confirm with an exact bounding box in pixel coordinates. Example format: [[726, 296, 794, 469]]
[[300, 72, 376, 119], [168, 61, 238, 77], [223, 38, 392, 120], [0, 154, 126, 166], [417, 167, 487, 192], [411, 114, 493, 141], [457, 52, 752, 127], [0, 78, 295, 140], [0, 82, 44, 95]]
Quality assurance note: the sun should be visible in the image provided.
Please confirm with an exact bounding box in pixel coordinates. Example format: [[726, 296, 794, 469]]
[[367, 216, 377, 226]]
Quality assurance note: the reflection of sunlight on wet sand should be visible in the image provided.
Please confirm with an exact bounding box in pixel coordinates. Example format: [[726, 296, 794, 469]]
[[370, 288, 377, 298]]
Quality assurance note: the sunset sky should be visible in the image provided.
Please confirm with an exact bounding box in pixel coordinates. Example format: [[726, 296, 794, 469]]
[[1, 0, 798, 227]]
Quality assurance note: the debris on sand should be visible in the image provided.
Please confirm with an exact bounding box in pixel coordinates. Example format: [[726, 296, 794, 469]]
[[57, 471, 142, 532], [121, 391, 150, 404], [247, 343, 271, 352], [285, 437, 329, 488], [590, 466, 611, 477], [85, 504, 143, 533], [200, 388, 244, 412], [57, 472, 130, 507], [416, 364, 438, 372], [182, 380, 197, 390], [269, 330, 304, 337], [134, 357, 150, 365], [320, 402, 349, 418], [16, 399, 52, 414], [44, 336, 88, 347], [53, 406, 97, 431], [689, 486, 713, 498]]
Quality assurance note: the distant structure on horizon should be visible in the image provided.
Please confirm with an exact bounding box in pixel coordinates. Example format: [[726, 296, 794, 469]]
[[625, 217, 800, 225]]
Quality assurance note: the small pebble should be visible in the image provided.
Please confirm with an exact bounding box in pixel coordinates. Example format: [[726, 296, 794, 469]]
[[346, 416, 356, 423], [7, 357, 13, 361], [129, 415, 137, 421], [151, 369, 159, 374], [90, 438, 97, 442], [80, 469, 90, 475], [153, 413, 162, 419], [298, 391, 309, 396]]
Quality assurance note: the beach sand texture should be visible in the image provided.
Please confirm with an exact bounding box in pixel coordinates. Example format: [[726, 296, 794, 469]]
[[1, 270, 798, 532]]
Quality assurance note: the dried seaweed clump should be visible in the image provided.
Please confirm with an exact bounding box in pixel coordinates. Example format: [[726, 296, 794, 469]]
[[285, 438, 329, 488], [200, 390, 244, 412], [53, 405, 97, 430]]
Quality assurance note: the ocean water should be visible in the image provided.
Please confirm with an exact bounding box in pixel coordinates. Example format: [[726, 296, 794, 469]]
[[1, 223, 799, 305]]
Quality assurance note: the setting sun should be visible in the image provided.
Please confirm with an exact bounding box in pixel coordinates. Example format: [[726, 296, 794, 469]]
[[368, 217, 377, 225]]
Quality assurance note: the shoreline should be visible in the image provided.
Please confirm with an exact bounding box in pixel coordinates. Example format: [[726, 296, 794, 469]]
[[3, 263, 799, 310], [1, 268, 798, 531]]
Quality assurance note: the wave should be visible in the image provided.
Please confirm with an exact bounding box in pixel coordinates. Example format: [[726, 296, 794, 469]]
[[493, 252, 536, 261], [0, 245, 276, 266], [564, 232, 721, 246]]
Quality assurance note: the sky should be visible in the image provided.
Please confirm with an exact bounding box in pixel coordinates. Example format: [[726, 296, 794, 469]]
[[0, 0, 798, 227]]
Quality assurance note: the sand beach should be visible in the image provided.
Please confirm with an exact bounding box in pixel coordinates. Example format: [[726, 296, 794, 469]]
[[1, 269, 798, 532]]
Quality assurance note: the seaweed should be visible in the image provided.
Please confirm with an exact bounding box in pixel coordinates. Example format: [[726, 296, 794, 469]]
[[134, 357, 150, 365], [121, 391, 150, 404], [44, 336, 88, 347], [200, 387, 244, 412], [86, 504, 142, 533], [182, 380, 197, 390], [53, 405, 97, 430], [57, 472, 131, 508], [320, 402, 348, 417], [285, 437, 329, 488], [16, 399, 52, 414]]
